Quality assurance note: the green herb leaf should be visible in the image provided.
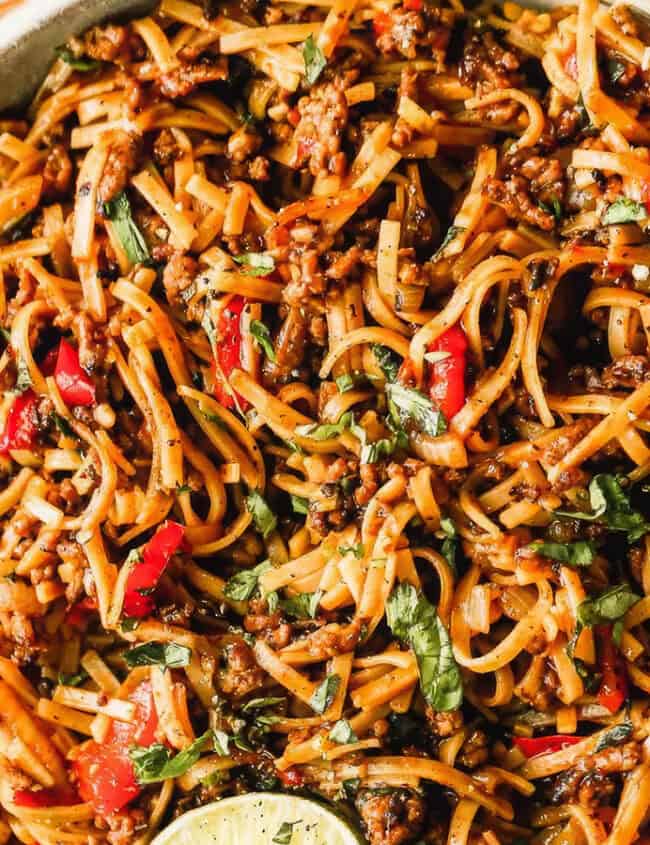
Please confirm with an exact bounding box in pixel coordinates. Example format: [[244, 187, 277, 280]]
[[595, 720, 633, 752], [577, 584, 640, 629], [273, 821, 301, 845], [58, 670, 89, 687], [246, 491, 278, 538], [279, 590, 322, 619], [302, 34, 326, 86], [602, 198, 648, 226], [440, 516, 458, 575], [310, 673, 340, 714], [54, 46, 101, 72], [224, 560, 272, 601], [241, 697, 286, 713], [338, 542, 364, 559], [233, 252, 275, 277], [527, 540, 596, 567], [337, 777, 361, 800], [387, 382, 447, 438], [51, 412, 75, 438], [433, 225, 465, 260], [607, 58, 627, 85], [296, 412, 352, 441], [250, 320, 277, 362], [371, 344, 401, 383], [102, 192, 150, 264], [130, 730, 214, 784], [290, 494, 309, 515], [213, 729, 230, 756], [386, 582, 463, 711], [15, 356, 32, 393], [329, 719, 358, 745], [556, 474, 650, 542], [124, 642, 192, 669], [335, 373, 366, 393]]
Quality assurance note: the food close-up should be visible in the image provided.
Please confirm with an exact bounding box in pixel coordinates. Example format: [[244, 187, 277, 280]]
[[0, 0, 649, 842]]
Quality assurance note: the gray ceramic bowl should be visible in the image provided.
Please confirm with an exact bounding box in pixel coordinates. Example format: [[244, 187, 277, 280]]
[[0, 0, 155, 110]]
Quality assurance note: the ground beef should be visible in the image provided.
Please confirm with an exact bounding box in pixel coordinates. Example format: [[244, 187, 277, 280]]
[[226, 126, 263, 164], [162, 252, 198, 308], [601, 355, 650, 389], [219, 639, 265, 698], [425, 705, 463, 738], [153, 129, 183, 167], [540, 417, 598, 467], [550, 742, 641, 808], [375, 6, 453, 67], [460, 30, 522, 93], [303, 621, 361, 659], [42, 144, 73, 199], [291, 80, 349, 177], [157, 58, 227, 99], [355, 788, 425, 845], [83, 24, 128, 62], [243, 598, 292, 649], [73, 312, 106, 375], [97, 130, 141, 206]]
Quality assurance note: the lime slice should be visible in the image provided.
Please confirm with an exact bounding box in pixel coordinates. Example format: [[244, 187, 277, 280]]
[[151, 793, 364, 845]]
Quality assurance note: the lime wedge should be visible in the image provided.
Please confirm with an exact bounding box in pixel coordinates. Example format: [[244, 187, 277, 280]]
[[151, 793, 364, 845]]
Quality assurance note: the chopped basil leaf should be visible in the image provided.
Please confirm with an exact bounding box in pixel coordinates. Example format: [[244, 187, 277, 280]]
[[577, 584, 640, 629], [337, 777, 361, 800], [433, 225, 465, 260], [250, 320, 277, 362], [296, 412, 352, 441], [233, 252, 275, 276], [278, 590, 321, 619], [51, 412, 75, 438], [387, 382, 447, 438], [246, 490, 277, 538], [440, 516, 458, 575], [386, 582, 463, 711], [607, 58, 627, 85], [120, 616, 140, 632], [58, 670, 89, 687], [556, 474, 650, 543], [338, 542, 364, 559], [310, 673, 341, 714], [175, 484, 192, 495], [273, 821, 301, 845], [371, 344, 401, 383], [124, 642, 192, 669], [224, 559, 272, 602], [213, 729, 230, 756], [329, 719, 358, 745], [130, 730, 215, 783], [595, 720, 633, 752], [335, 372, 367, 393], [302, 34, 326, 86], [602, 198, 648, 226], [54, 46, 101, 72], [102, 192, 150, 265], [528, 540, 596, 567], [241, 697, 285, 713], [290, 494, 309, 515]]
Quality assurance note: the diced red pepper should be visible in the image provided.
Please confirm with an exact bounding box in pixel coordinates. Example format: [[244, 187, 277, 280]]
[[13, 785, 80, 808], [403, 0, 422, 9], [278, 767, 305, 788], [212, 295, 250, 411], [426, 325, 468, 421], [53, 339, 95, 407], [73, 681, 158, 817], [0, 389, 39, 454], [596, 625, 628, 714], [65, 596, 98, 629], [373, 11, 392, 37], [514, 735, 583, 758], [123, 521, 186, 618]]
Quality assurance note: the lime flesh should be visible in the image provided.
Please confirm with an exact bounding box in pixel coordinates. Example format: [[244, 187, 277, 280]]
[[151, 792, 365, 845]]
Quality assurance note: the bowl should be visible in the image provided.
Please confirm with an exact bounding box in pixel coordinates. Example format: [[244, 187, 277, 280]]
[[0, 0, 155, 110]]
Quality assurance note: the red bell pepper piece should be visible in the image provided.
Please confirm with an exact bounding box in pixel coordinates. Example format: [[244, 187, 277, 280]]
[[278, 767, 305, 788], [65, 596, 98, 629], [123, 521, 186, 618], [403, 0, 422, 9], [0, 389, 38, 454], [53, 339, 95, 407], [13, 785, 79, 808], [373, 11, 392, 37], [427, 325, 468, 420], [596, 625, 628, 714], [212, 295, 250, 411], [74, 680, 158, 817], [514, 735, 583, 758]]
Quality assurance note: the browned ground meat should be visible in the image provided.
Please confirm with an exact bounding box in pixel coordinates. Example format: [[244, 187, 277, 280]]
[[425, 705, 463, 737], [243, 598, 292, 649], [162, 252, 198, 308], [303, 621, 361, 659], [460, 30, 522, 92], [73, 312, 106, 374], [375, 7, 453, 67], [291, 80, 349, 177], [97, 131, 141, 205], [83, 24, 128, 62], [153, 129, 183, 167], [157, 58, 227, 99], [226, 126, 263, 164], [601, 354, 650, 389], [355, 788, 425, 845], [42, 144, 73, 199], [550, 742, 641, 807], [219, 639, 265, 698]]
